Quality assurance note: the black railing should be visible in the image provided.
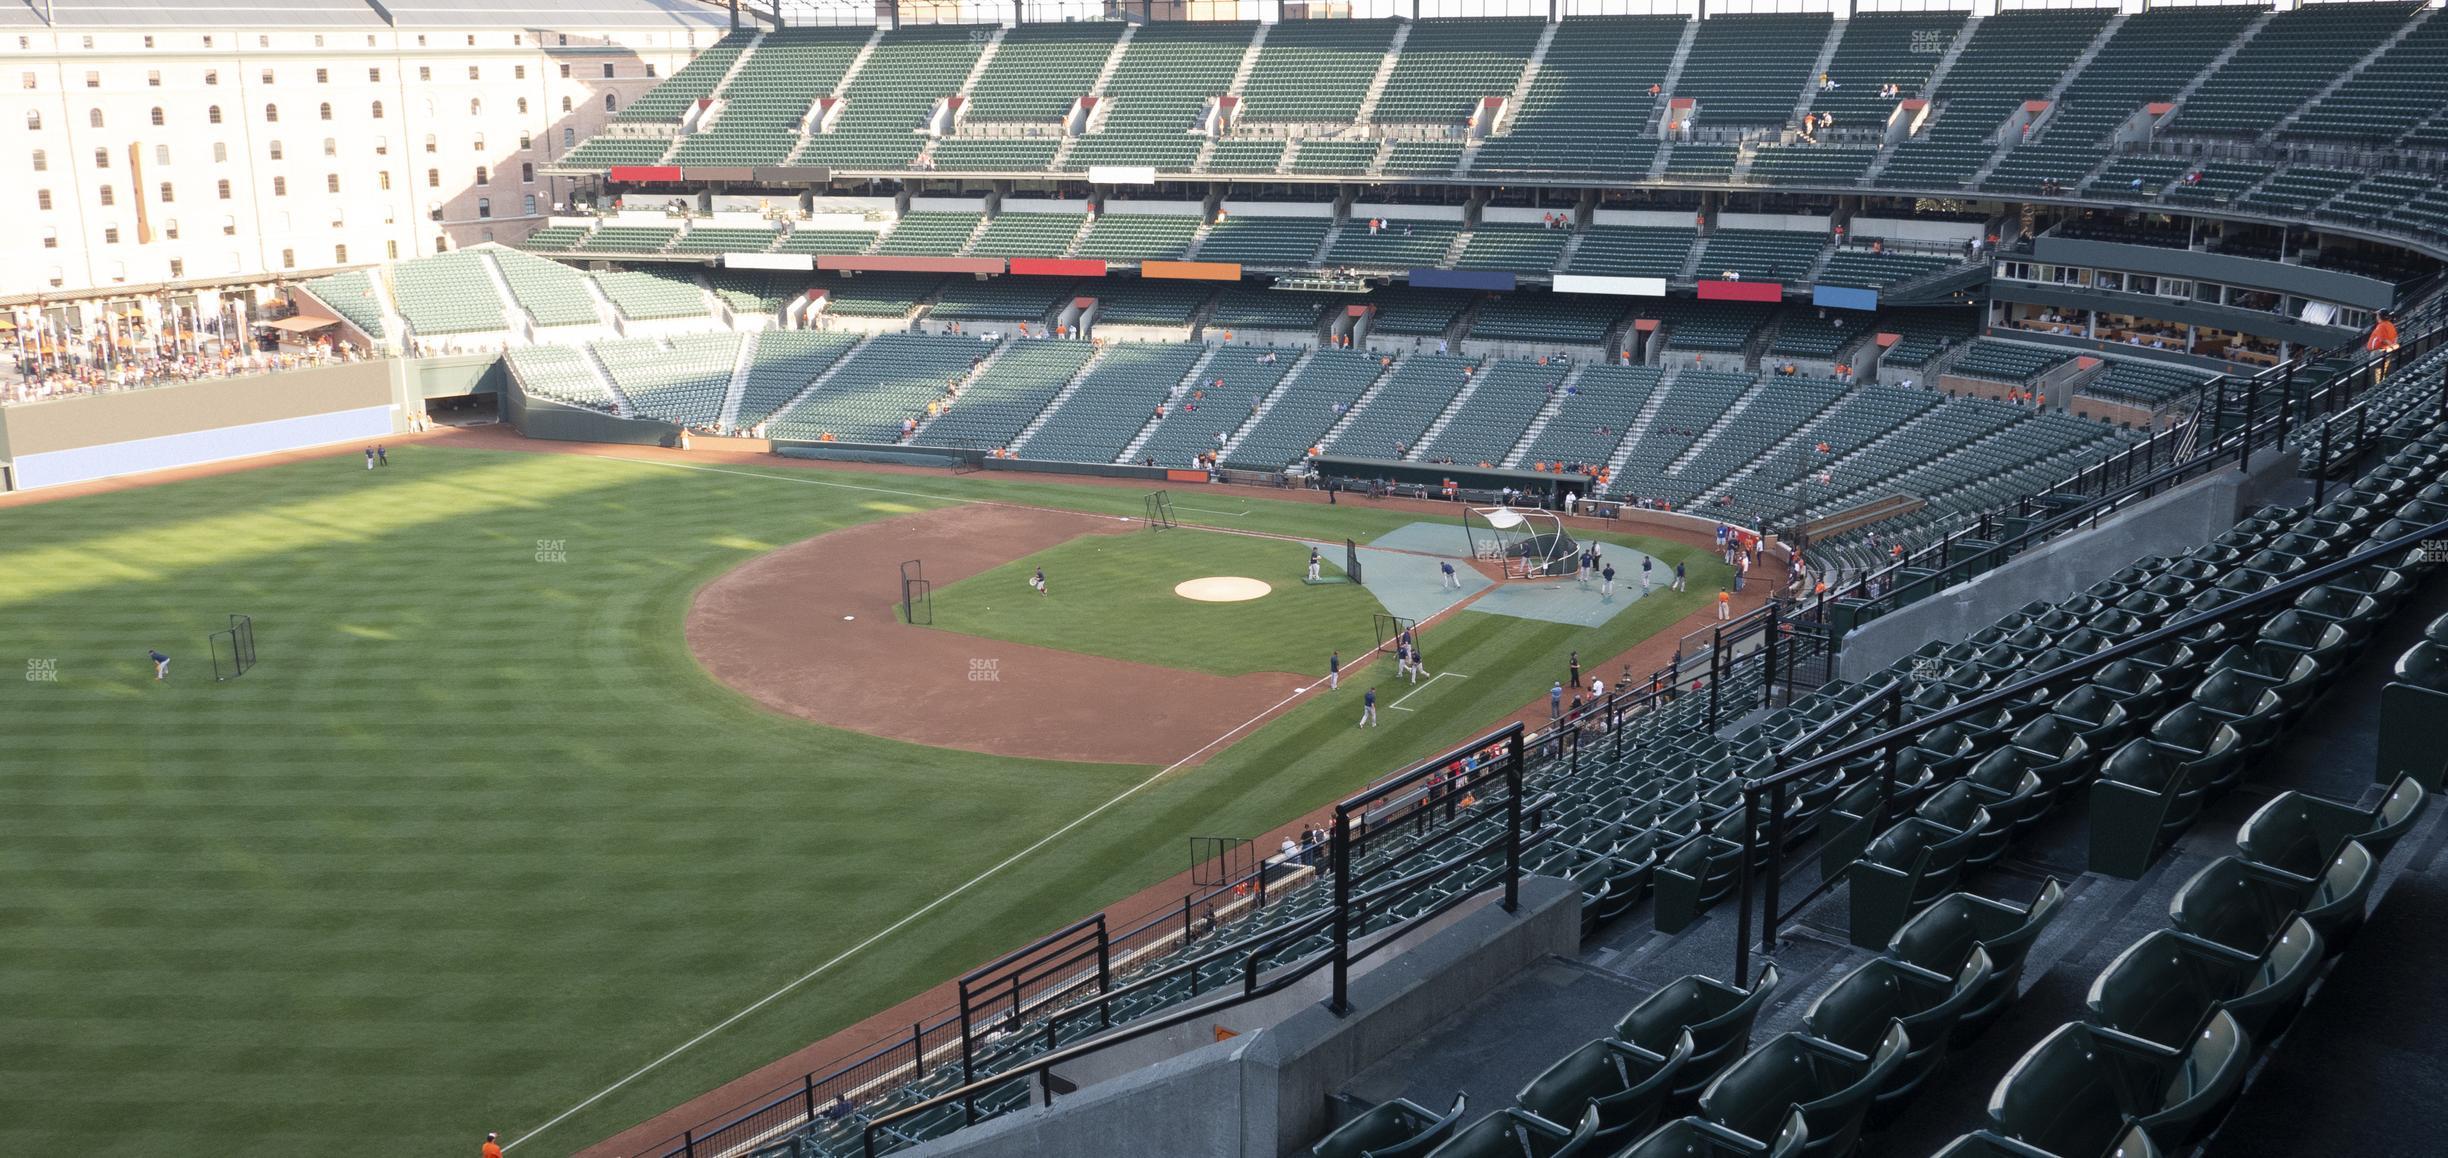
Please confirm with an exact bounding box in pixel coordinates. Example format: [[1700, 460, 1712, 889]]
[[1729, 516, 2448, 984], [850, 723, 1536, 1155]]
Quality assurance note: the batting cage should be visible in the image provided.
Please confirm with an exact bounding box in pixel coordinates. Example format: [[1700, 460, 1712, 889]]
[[900, 559, 932, 625], [209, 614, 257, 681], [1144, 490, 1178, 531], [1462, 506, 1577, 579]]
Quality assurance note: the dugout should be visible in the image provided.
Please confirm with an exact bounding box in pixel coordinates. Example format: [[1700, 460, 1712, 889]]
[[1309, 456, 1596, 507]]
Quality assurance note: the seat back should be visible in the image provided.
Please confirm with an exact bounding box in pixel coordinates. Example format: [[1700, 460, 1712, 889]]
[[2222, 917, 2322, 1044], [1987, 1022, 2135, 1158], [1616, 966, 1780, 1101], [1613, 1113, 1808, 1158], [2299, 839, 2378, 950], [1313, 1093, 1468, 1158], [2084, 930, 2251, 1050], [2132, 1009, 2250, 1150], [2168, 856, 2308, 955]]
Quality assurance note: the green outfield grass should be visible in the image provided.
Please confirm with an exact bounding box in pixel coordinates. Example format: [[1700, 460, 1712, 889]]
[[925, 527, 1380, 676], [0, 447, 1730, 1157]]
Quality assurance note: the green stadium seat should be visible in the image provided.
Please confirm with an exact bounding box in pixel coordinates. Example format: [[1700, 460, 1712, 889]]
[[2236, 776, 2427, 879], [1424, 1105, 1601, 1158], [1612, 1114, 1808, 1158], [297, 270, 390, 340], [1612, 966, 1780, 1105], [2085, 920, 2321, 1051], [1885, 881, 2065, 1045], [1241, 19, 1400, 126], [1516, 1034, 1692, 1146], [615, 31, 752, 124], [596, 269, 709, 321], [1313, 1093, 1469, 1158], [2170, 847, 2377, 959], [1801, 950, 1987, 1122], [1843, 813, 1984, 950], [1996, 1009, 2249, 1155], [1697, 1026, 1906, 1158], [1471, 16, 1681, 180]]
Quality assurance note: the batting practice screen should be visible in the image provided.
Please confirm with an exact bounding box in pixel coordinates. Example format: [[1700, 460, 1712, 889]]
[[209, 614, 257, 681]]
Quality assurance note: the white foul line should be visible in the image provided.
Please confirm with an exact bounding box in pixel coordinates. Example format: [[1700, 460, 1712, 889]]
[[505, 683, 1314, 1152], [1387, 670, 1468, 712]]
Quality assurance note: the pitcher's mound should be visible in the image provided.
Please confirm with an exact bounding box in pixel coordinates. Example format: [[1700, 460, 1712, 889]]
[[1175, 576, 1272, 603]]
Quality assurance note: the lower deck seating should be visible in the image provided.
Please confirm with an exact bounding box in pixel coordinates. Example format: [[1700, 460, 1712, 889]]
[[505, 344, 612, 409], [735, 330, 864, 428], [1226, 349, 1389, 469], [914, 340, 1099, 451], [769, 333, 982, 443], [1137, 345, 1298, 468], [1021, 343, 1208, 464], [1513, 365, 1660, 471], [1326, 353, 1473, 461], [594, 333, 741, 427]]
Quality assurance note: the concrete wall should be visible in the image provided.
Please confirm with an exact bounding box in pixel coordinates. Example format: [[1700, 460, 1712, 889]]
[[503, 380, 681, 448], [1837, 454, 2303, 678], [0, 361, 394, 457], [900, 876, 1581, 1158], [0, 360, 411, 489]]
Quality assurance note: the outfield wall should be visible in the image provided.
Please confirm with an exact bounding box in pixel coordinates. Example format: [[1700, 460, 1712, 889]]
[[0, 361, 404, 491], [502, 379, 683, 447]]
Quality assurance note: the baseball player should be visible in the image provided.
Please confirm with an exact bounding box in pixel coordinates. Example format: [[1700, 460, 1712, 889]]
[[1441, 560, 1459, 589], [1031, 567, 1047, 596], [1359, 687, 1378, 727], [148, 649, 169, 681], [1601, 562, 1617, 596], [1328, 650, 1341, 690], [1308, 547, 1322, 582], [1641, 555, 1653, 593]]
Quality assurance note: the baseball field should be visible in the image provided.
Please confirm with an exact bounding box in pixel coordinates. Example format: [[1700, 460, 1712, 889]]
[[0, 441, 1733, 1156]]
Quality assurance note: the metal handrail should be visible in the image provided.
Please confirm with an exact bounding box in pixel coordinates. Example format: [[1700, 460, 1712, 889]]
[[1730, 515, 2448, 982]]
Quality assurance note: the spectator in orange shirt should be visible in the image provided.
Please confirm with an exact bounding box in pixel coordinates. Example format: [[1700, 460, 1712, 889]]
[[2367, 310, 2400, 379]]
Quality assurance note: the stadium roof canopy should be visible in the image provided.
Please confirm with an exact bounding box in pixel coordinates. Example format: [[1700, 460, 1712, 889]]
[[0, 0, 730, 29]]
